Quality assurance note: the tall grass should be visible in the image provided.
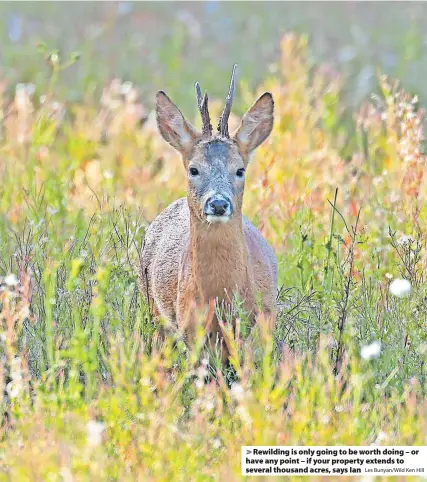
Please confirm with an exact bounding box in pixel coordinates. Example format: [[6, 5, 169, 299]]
[[0, 35, 426, 480]]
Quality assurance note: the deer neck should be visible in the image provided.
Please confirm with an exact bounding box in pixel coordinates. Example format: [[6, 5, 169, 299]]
[[189, 214, 248, 303]]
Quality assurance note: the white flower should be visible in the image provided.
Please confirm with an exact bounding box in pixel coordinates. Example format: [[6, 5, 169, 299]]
[[50, 53, 59, 64], [196, 364, 208, 379], [385, 273, 393, 280], [4, 274, 19, 287], [389, 279, 411, 298], [60, 467, 73, 482], [86, 420, 105, 446], [103, 170, 114, 180], [47, 206, 58, 215], [195, 379, 203, 390], [397, 235, 415, 246], [6, 357, 23, 398], [236, 406, 252, 425], [6, 381, 22, 398], [321, 414, 330, 425], [361, 341, 381, 360], [373, 431, 389, 445], [212, 437, 222, 449], [230, 383, 245, 402]]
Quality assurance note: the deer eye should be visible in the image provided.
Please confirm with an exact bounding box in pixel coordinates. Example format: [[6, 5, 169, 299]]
[[236, 168, 245, 178], [189, 167, 199, 177]]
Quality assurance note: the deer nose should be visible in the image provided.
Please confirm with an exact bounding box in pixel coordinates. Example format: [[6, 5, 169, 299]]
[[209, 198, 229, 216]]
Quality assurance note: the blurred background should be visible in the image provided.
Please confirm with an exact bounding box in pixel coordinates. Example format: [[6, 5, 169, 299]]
[[1, 1, 427, 114]]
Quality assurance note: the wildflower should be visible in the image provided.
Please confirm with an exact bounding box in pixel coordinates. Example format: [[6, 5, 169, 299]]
[[6, 381, 22, 398], [6, 357, 23, 399], [50, 53, 59, 64], [397, 234, 415, 246], [47, 206, 58, 215], [103, 170, 114, 180], [361, 341, 381, 360], [230, 382, 245, 402], [385, 273, 393, 280], [204, 399, 215, 412], [389, 279, 411, 298], [60, 467, 73, 482], [236, 406, 252, 425], [389, 191, 400, 203], [50, 101, 61, 112], [4, 274, 19, 287], [16, 83, 35, 97], [374, 431, 389, 445], [195, 379, 204, 390], [196, 364, 208, 380], [86, 420, 105, 446], [212, 437, 222, 449], [321, 414, 330, 425]]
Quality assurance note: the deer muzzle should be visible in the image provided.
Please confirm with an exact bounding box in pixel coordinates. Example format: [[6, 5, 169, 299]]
[[203, 194, 233, 223]]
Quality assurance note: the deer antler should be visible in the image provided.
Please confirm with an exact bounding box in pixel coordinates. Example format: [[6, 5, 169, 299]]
[[217, 64, 237, 138], [195, 81, 212, 138]]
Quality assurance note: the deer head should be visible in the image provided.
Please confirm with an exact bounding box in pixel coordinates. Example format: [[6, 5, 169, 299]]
[[155, 65, 274, 225]]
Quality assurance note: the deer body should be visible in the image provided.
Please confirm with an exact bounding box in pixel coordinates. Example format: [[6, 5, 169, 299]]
[[143, 197, 277, 329], [141, 66, 277, 351]]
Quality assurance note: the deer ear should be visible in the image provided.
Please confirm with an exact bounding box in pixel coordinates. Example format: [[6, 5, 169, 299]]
[[233, 92, 274, 156], [156, 91, 200, 155]]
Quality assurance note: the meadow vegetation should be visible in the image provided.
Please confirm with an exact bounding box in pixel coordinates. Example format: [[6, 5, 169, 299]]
[[0, 32, 426, 480]]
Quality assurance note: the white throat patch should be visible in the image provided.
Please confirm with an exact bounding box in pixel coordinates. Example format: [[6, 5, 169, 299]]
[[206, 214, 231, 224]]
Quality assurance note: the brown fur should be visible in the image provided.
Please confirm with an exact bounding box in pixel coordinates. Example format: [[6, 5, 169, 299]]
[[141, 87, 277, 358]]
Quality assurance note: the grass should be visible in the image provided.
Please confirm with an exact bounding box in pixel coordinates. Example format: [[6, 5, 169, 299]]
[[0, 29, 426, 481]]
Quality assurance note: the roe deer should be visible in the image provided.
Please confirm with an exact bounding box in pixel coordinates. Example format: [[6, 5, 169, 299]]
[[141, 65, 277, 358]]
